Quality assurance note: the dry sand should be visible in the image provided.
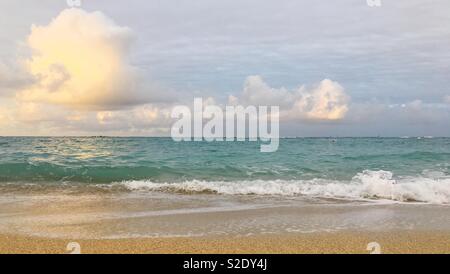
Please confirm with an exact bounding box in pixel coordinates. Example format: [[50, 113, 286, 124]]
[[1, 231, 449, 254]]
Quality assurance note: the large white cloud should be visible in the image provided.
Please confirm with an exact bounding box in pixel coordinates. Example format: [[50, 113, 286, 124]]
[[16, 8, 146, 110], [229, 76, 350, 121], [0, 8, 181, 135]]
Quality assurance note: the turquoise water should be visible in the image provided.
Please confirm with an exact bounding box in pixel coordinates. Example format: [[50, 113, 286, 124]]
[[0, 137, 449, 203], [0, 137, 449, 182]]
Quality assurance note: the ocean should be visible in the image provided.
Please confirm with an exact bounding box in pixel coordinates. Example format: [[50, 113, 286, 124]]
[[1, 136, 450, 239], [0, 137, 449, 204]]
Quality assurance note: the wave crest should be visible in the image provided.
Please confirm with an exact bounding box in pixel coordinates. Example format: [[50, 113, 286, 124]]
[[118, 170, 450, 204]]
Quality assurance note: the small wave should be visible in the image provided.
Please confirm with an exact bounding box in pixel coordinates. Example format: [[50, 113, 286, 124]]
[[0, 162, 182, 183], [118, 170, 450, 204]]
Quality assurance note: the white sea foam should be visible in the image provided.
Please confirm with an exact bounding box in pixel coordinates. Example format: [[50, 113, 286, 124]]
[[119, 170, 450, 204]]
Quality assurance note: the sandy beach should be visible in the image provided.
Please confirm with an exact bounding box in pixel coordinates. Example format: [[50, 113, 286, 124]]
[[0, 190, 449, 254], [1, 231, 449, 254]]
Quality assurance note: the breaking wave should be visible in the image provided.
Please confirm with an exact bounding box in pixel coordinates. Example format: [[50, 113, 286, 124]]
[[118, 170, 450, 204]]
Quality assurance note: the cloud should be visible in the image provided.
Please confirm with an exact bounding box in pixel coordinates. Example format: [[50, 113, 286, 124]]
[[96, 105, 172, 128], [2, 3, 449, 136], [0, 99, 175, 136], [396, 100, 449, 124], [16, 8, 146, 110], [291, 79, 349, 120], [346, 99, 450, 127], [0, 8, 181, 136], [229, 76, 350, 121]]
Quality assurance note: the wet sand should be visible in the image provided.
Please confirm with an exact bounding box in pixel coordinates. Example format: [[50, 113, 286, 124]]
[[1, 231, 449, 254], [1, 192, 449, 254]]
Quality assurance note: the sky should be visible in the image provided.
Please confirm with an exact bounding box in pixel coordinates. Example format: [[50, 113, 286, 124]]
[[0, 0, 449, 136]]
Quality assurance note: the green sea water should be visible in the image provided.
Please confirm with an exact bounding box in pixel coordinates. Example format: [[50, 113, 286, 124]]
[[0, 137, 449, 203]]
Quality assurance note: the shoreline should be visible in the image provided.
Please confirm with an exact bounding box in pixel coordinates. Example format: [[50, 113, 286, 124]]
[[1, 192, 450, 253], [1, 190, 449, 254], [1, 231, 449, 254]]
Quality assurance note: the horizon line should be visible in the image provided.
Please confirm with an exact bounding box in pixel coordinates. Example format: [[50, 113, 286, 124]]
[[0, 135, 443, 138]]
